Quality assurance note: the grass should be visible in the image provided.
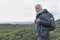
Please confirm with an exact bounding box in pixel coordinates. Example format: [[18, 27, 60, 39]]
[[0, 24, 60, 40]]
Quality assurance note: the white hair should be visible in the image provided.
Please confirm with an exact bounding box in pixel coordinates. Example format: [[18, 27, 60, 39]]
[[35, 4, 42, 8]]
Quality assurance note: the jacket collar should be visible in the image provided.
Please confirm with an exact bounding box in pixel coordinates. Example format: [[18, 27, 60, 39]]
[[37, 9, 49, 15]]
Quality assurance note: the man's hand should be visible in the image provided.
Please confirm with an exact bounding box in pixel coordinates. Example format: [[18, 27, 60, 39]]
[[35, 18, 40, 23]]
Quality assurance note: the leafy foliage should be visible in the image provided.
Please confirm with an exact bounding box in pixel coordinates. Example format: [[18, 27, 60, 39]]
[[0, 24, 60, 40]]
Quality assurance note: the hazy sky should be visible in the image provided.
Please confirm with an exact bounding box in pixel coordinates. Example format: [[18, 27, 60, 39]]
[[0, 0, 60, 23]]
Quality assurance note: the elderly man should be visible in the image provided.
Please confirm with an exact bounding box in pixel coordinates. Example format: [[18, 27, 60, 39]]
[[34, 4, 55, 40]]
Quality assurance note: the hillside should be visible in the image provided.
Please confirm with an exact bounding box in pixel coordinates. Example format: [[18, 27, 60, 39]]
[[55, 19, 60, 27], [0, 20, 60, 40]]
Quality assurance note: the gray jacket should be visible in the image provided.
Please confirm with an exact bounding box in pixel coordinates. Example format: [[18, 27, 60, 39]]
[[35, 9, 54, 38]]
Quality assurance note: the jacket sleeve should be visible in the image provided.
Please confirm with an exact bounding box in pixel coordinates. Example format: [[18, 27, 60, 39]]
[[38, 14, 54, 27]]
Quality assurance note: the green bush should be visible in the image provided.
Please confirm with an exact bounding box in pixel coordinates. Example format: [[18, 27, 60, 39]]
[[0, 24, 60, 40]]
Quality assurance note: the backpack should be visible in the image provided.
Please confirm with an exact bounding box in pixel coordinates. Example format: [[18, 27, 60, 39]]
[[47, 13, 56, 31]]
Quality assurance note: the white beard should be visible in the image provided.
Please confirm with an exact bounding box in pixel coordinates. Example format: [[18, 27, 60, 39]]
[[36, 10, 42, 14]]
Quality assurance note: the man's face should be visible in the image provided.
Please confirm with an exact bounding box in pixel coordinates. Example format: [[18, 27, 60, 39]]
[[35, 5, 42, 13]]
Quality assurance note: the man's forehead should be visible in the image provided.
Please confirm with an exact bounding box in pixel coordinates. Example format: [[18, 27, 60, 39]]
[[35, 4, 42, 8]]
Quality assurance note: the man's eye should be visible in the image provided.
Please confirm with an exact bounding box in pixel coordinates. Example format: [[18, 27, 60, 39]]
[[36, 8, 39, 9], [37, 8, 39, 9]]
